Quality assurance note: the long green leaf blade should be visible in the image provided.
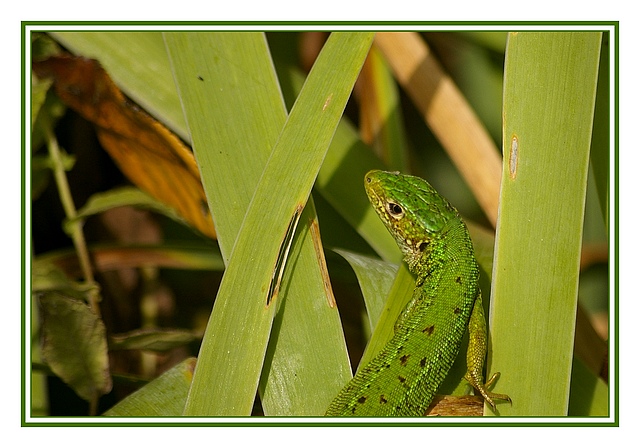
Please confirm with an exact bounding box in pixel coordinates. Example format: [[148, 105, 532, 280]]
[[167, 32, 373, 415], [489, 32, 602, 416], [277, 67, 400, 263]]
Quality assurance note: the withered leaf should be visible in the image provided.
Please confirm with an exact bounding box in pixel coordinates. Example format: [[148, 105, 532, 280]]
[[39, 292, 112, 402], [33, 55, 216, 239]]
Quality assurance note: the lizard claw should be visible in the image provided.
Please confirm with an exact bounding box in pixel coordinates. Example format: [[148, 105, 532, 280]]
[[465, 371, 511, 413], [476, 372, 512, 412]]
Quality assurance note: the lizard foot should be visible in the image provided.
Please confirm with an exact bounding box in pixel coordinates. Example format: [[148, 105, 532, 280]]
[[465, 372, 512, 413]]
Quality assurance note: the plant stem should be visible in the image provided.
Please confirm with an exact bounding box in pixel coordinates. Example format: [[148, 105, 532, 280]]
[[44, 122, 101, 317]]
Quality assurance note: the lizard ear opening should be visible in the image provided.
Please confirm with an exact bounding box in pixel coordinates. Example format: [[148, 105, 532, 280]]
[[386, 202, 404, 218]]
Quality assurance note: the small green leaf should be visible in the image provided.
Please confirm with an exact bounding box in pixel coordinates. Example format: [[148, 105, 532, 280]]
[[31, 75, 53, 126], [66, 186, 193, 235], [104, 358, 196, 416], [39, 292, 112, 402]]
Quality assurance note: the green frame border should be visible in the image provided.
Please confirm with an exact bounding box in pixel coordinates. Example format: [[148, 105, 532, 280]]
[[22, 21, 618, 427]]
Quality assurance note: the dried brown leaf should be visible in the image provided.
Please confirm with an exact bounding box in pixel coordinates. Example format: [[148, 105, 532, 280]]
[[33, 55, 216, 239]]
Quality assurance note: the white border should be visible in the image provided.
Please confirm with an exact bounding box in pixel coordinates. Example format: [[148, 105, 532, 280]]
[[22, 22, 617, 426]]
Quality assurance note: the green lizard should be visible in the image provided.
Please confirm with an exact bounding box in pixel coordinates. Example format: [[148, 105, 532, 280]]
[[325, 170, 510, 416]]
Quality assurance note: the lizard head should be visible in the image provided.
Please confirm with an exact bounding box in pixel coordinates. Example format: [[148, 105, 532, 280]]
[[364, 170, 460, 268]]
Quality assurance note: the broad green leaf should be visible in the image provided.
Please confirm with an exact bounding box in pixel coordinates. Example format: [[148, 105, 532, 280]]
[[103, 358, 196, 416], [164, 32, 285, 259], [490, 32, 602, 416], [39, 292, 112, 402], [167, 32, 373, 415]]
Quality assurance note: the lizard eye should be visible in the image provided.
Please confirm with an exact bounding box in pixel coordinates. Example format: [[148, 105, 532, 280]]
[[386, 202, 404, 218]]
